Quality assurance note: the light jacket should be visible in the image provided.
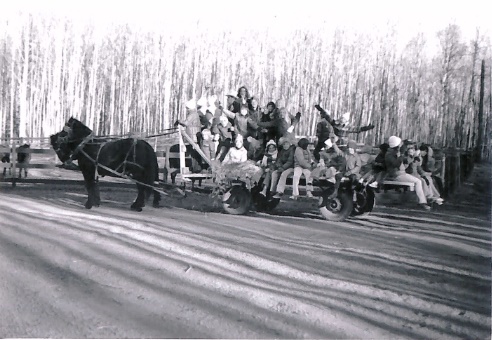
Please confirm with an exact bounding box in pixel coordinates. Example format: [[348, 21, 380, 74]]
[[223, 146, 247, 164], [294, 146, 312, 169]]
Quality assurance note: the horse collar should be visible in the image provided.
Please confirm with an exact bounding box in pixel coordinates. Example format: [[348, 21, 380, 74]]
[[67, 133, 94, 162]]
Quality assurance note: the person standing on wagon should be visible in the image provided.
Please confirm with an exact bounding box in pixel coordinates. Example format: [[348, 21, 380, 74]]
[[314, 104, 375, 145], [313, 106, 336, 161], [174, 99, 203, 173], [236, 86, 251, 107]]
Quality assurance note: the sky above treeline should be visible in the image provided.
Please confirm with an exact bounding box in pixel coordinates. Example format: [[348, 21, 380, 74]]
[[1, 0, 490, 55]]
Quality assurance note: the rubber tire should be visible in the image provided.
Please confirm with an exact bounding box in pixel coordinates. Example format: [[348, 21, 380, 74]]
[[319, 190, 353, 222], [223, 186, 252, 215], [351, 188, 376, 217]]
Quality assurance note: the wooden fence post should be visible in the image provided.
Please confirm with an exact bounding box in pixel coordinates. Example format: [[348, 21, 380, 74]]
[[178, 127, 187, 175], [11, 139, 17, 187], [440, 154, 446, 192]]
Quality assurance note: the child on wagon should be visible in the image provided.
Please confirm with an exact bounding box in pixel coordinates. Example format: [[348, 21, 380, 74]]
[[270, 136, 296, 196], [222, 135, 247, 164], [273, 137, 315, 200], [258, 140, 278, 196], [311, 137, 345, 179], [325, 139, 362, 199], [403, 143, 443, 205], [213, 115, 234, 162], [360, 142, 389, 189]]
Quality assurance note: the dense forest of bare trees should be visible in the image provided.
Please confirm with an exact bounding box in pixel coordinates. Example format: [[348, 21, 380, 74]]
[[0, 11, 490, 158]]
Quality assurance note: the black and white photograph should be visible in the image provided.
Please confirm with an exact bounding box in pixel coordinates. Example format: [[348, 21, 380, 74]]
[[0, 0, 490, 338]]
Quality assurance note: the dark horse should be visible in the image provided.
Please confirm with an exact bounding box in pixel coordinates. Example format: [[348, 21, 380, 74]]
[[50, 117, 161, 211]]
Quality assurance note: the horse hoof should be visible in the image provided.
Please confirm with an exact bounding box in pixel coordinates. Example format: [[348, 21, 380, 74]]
[[152, 203, 160, 208], [131, 206, 143, 212], [85, 203, 93, 209]]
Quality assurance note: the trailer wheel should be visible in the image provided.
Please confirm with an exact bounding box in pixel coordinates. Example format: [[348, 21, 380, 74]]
[[222, 186, 251, 215], [351, 188, 376, 217], [319, 190, 353, 222]]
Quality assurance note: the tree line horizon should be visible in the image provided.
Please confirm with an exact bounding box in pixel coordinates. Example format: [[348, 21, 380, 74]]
[[0, 12, 490, 159]]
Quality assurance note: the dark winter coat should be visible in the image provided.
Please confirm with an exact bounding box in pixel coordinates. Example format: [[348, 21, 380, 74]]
[[274, 145, 295, 172], [384, 147, 405, 178], [316, 118, 335, 143]]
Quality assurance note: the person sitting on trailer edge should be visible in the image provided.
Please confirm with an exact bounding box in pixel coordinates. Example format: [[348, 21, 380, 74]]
[[258, 139, 278, 196], [270, 136, 296, 197], [222, 135, 247, 164], [213, 115, 234, 162], [325, 139, 361, 199], [360, 142, 389, 190], [384, 135, 431, 210]]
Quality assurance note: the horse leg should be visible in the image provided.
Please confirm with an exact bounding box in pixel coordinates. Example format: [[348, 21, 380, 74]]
[[131, 183, 146, 212], [93, 179, 101, 207], [81, 168, 96, 209]]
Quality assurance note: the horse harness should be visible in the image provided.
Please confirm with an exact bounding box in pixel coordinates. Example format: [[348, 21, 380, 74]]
[[58, 131, 182, 197]]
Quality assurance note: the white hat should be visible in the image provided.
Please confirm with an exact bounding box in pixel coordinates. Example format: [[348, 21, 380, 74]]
[[208, 95, 217, 106], [325, 135, 339, 145], [226, 91, 237, 98], [219, 115, 228, 125], [388, 136, 402, 148], [196, 97, 208, 108], [342, 112, 351, 122], [185, 99, 196, 110], [266, 139, 277, 148], [324, 138, 333, 148]]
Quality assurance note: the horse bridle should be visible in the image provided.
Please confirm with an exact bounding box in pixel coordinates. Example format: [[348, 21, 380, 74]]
[[56, 125, 143, 178], [55, 126, 94, 162]]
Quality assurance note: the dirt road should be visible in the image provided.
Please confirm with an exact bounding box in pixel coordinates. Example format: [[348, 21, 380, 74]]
[[0, 165, 490, 338]]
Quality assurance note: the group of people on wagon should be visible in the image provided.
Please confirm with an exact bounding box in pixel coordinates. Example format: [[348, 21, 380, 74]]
[[176, 86, 444, 209], [175, 86, 301, 173]]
